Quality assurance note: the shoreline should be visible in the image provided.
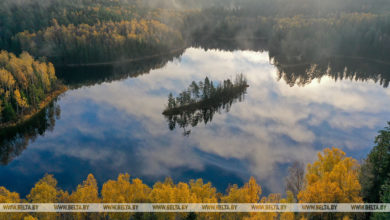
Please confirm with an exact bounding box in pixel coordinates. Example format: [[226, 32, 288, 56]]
[[61, 46, 188, 67], [0, 86, 68, 129]]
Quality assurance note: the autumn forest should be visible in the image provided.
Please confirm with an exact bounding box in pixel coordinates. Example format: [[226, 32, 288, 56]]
[[0, 0, 390, 219]]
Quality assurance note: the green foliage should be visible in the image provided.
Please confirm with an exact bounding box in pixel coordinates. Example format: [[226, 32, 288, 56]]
[[1, 103, 16, 123], [372, 181, 390, 219], [187, 10, 390, 90], [0, 50, 61, 124], [16, 20, 183, 64], [165, 74, 248, 112], [269, 13, 390, 60], [163, 74, 248, 135], [1, 0, 390, 74], [360, 122, 390, 203], [0, 0, 145, 51], [0, 0, 187, 62]]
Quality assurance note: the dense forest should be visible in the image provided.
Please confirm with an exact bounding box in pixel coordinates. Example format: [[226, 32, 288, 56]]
[[0, 1, 390, 219], [16, 19, 183, 64], [190, 12, 390, 59], [0, 51, 64, 125], [2, 0, 390, 65], [163, 75, 248, 136], [0, 0, 186, 64], [360, 123, 390, 206]]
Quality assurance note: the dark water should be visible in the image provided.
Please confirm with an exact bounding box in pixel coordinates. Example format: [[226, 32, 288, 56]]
[[1, 47, 390, 196]]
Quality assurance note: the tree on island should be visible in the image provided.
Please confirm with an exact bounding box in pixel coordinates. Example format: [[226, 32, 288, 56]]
[[163, 74, 248, 136]]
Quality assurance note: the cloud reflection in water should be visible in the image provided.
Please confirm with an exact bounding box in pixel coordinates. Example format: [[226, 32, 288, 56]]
[[1, 47, 389, 195]]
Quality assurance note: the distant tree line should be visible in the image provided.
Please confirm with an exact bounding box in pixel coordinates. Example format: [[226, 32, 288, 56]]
[[189, 12, 390, 60], [0, 0, 186, 64], [268, 13, 390, 62], [1, 0, 390, 68], [2, 0, 390, 65], [274, 56, 390, 88], [16, 19, 183, 64], [265, 13, 390, 87], [187, 12, 390, 88], [0, 0, 148, 51]]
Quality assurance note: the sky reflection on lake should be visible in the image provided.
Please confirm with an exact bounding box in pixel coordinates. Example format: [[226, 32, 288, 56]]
[[1, 47, 389, 196]]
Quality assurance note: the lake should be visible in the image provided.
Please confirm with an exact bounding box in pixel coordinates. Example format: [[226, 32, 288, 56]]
[[1, 47, 389, 196]]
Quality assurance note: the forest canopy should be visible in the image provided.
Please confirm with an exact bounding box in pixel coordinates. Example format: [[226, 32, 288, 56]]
[[16, 19, 183, 63], [1, 0, 390, 65], [0, 2, 389, 219], [0, 51, 63, 125]]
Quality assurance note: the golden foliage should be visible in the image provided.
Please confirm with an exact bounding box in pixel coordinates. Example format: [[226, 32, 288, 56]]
[[297, 148, 362, 220], [14, 89, 29, 109], [0, 50, 59, 122], [222, 177, 261, 203], [101, 173, 151, 219], [27, 174, 58, 203], [149, 178, 190, 203], [102, 173, 151, 203], [0, 185, 21, 220], [0, 69, 15, 90], [26, 174, 59, 220], [16, 19, 183, 63], [70, 174, 100, 203], [23, 216, 37, 220], [70, 174, 100, 220], [0, 148, 365, 220], [298, 147, 362, 203]]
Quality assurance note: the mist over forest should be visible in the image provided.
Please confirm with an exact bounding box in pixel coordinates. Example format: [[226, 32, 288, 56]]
[[1, 0, 389, 70], [2, 0, 390, 55]]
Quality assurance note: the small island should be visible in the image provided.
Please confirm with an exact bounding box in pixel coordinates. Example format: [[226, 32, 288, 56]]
[[0, 50, 66, 128], [163, 74, 248, 135]]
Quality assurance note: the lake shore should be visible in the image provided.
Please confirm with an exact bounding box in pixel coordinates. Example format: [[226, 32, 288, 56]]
[[0, 86, 67, 129]]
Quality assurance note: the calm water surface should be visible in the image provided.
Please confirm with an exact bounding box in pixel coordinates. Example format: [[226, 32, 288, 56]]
[[1, 47, 390, 196]]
